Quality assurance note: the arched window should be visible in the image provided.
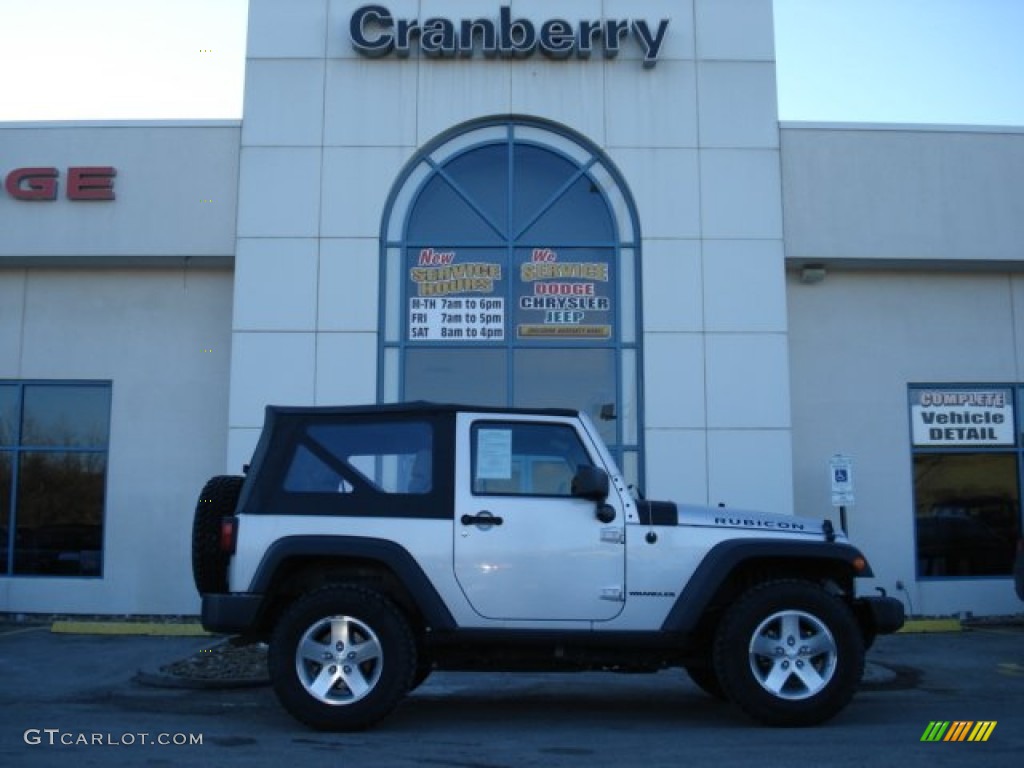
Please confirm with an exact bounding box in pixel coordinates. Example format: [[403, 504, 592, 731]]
[[379, 118, 643, 480]]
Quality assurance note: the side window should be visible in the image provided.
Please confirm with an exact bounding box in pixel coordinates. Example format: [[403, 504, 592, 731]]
[[283, 445, 352, 494], [283, 420, 433, 495], [472, 422, 592, 497]]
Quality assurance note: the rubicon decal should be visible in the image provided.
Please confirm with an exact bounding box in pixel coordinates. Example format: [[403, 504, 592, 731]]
[[920, 721, 997, 742], [714, 516, 807, 531], [350, 5, 670, 67]]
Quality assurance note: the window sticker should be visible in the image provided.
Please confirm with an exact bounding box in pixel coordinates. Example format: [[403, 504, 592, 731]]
[[476, 428, 513, 479]]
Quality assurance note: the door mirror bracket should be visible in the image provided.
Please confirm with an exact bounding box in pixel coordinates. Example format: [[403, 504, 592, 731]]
[[596, 503, 616, 523]]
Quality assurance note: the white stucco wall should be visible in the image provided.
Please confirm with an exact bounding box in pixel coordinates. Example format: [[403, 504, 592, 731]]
[[782, 123, 1024, 616], [1, 122, 241, 614], [229, 0, 795, 515], [781, 123, 1024, 266], [0, 268, 233, 615], [0, 122, 240, 261], [787, 270, 1024, 616]]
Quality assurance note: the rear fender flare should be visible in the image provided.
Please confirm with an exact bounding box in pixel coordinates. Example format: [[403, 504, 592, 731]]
[[248, 535, 457, 630]]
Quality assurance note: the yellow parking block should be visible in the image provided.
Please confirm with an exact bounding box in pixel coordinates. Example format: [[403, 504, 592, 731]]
[[898, 618, 962, 633], [51, 620, 211, 637]]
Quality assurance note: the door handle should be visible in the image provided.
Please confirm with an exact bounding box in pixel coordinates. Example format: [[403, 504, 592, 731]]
[[461, 511, 504, 526]]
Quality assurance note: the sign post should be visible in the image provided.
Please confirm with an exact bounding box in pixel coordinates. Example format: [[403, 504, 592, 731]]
[[829, 454, 855, 534]]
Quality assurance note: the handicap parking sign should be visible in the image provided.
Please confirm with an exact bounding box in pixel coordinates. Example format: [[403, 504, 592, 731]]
[[829, 455, 854, 506]]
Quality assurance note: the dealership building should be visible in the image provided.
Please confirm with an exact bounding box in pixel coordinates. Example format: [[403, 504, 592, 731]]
[[1, 0, 1022, 618]]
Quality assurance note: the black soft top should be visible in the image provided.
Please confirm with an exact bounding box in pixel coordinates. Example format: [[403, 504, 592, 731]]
[[262, 401, 581, 419], [237, 402, 583, 520]]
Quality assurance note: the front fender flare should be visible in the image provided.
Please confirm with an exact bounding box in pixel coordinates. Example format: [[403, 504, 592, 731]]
[[661, 538, 872, 633]]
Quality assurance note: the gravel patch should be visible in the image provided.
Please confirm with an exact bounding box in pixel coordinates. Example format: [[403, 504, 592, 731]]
[[141, 637, 270, 689]]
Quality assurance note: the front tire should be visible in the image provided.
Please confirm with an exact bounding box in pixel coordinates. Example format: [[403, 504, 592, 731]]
[[269, 585, 417, 731], [713, 580, 864, 726]]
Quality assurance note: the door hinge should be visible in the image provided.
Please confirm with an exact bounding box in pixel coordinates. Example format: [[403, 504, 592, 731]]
[[600, 586, 625, 602], [600, 527, 625, 544]]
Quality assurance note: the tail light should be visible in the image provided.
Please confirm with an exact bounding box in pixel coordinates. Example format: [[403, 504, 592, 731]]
[[219, 516, 238, 554]]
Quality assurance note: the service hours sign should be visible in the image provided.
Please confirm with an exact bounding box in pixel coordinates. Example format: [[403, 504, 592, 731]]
[[406, 246, 615, 343], [407, 248, 505, 341]]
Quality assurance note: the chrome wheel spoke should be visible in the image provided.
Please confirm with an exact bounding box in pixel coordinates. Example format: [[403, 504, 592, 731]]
[[350, 637, 383, 665], [299, 636, 327, 664], [340, 665, 372, 699], [793, 662, 826, 693], [331, 618, 350, 649], [761, 661, 793, 694], [779, 613, 801, 645], [308, 665, 342, 700], [751, 633, 780, 658], [802, 631, 834, 657]]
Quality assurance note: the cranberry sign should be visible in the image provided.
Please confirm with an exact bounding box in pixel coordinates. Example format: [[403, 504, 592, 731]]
[[351, 4, 670, 68]]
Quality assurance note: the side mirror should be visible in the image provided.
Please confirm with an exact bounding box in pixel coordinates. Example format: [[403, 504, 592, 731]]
[[571, 465, 609, 502]]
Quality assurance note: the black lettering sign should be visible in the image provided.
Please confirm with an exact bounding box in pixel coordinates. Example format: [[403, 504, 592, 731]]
[[349, 4, 670, 66]]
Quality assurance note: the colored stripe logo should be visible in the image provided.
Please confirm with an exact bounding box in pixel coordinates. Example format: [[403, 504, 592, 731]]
[[921, 721, 997, 742]]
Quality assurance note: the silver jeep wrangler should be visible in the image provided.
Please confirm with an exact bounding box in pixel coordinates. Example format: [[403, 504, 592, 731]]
[[192, 402, 903, 730]]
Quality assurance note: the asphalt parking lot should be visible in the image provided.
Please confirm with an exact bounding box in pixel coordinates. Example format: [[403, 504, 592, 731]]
[[0, 619, 1022, 768]]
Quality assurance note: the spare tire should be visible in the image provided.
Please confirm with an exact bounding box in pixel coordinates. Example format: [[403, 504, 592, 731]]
[[192, 475, 244, 595]]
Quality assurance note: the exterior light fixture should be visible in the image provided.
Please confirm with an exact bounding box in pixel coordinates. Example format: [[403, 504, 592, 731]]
[[800, 264, 827, 284]]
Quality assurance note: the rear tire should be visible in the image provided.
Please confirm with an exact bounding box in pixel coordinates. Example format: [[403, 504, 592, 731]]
[[713, 580, 864, 726], [191, 475, 243, 595], [269, 585, 417, 731]]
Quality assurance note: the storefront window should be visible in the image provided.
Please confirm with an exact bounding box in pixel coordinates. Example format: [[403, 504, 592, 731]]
[[909, 386, 1022, 578], [381, 119, 642, 479], [0, 381, 111, 577], [404, 348, 507, 407]]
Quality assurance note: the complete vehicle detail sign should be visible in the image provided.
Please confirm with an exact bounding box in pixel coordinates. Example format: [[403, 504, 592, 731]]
[[910, 388, 1014, 446], [350, 5, 671, 67]]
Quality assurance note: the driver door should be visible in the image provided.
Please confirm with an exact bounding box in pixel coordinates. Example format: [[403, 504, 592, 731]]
[[453, 414, 626, 622]]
